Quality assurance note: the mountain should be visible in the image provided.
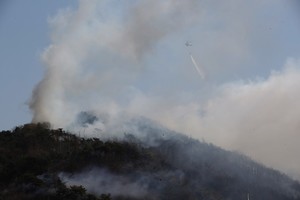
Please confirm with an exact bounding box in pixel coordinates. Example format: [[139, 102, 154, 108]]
[[0, 122, 300, 200]]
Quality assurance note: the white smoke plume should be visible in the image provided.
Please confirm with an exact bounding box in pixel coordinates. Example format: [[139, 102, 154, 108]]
[[29, 0, 202, 128], [29, 0, 300, 178]]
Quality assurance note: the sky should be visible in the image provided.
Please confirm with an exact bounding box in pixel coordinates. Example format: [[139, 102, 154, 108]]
[[0, 1, 76, 130], [1, 0, 300, 178]]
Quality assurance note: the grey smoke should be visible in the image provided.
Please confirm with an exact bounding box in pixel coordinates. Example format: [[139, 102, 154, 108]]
[[29, 0, 300, 179], [29, 0, 202, 127], [59, 168, 150, 198], [76, 111, 99, 127], [111, 0, 200, 60]]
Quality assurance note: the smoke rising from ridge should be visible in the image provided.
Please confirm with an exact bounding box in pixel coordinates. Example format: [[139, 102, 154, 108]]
[[29, 0, 202, 127], [30, 0, 300, 178]]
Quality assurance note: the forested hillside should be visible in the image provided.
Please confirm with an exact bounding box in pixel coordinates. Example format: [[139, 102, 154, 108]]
[[0, 123, 300, 200]]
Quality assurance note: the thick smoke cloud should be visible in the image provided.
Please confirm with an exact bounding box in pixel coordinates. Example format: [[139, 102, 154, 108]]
[[29, 0, 202, 127], [152, 59, 300, 179], [30, 0, 300, 178]]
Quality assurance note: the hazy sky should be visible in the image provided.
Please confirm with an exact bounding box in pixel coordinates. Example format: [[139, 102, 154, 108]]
[[1, 0, 300, 178]]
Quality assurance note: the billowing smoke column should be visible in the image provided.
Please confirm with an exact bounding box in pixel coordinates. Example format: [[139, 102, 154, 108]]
[[30, 0, 300, 179], [29, 0, 201, 128]]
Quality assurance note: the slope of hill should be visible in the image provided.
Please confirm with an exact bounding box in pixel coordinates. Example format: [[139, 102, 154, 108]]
[[0, 123, 300, 200]]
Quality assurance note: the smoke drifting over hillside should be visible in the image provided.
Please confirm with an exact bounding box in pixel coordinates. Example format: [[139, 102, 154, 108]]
[[30, 0, 300, 178], [60, 169, 150, 198]]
